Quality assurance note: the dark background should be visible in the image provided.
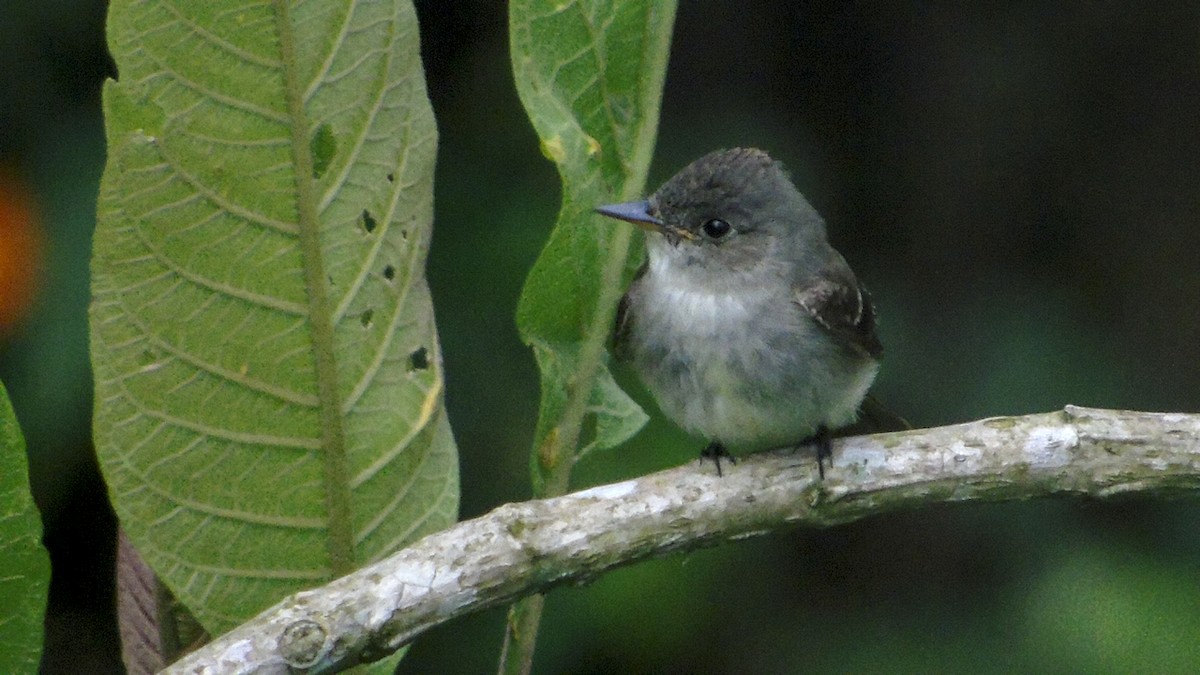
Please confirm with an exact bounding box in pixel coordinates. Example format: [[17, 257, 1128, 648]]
[[3, 1, 1199, 672]]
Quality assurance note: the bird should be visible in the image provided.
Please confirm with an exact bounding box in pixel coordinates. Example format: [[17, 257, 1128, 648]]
[[595, 147, 882, 478]]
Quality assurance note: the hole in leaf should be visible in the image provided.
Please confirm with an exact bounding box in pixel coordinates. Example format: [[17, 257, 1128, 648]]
[[310, 124, 337, 178], [408, 346, 429, 371], [400, 230, 408, 240], [386, 172, 395, 183], [361, 209, 377, 234], [360, 308, 374, 328], [383, 264, 396, 281]]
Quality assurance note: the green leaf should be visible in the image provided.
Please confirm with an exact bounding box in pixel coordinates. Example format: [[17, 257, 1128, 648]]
[[91, 0, 458, 634], [511, 0, 676, 490], [0, 381, 50, 673], [579, 365, 650, 460]]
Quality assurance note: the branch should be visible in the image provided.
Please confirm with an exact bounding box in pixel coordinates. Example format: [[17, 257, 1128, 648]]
[[164, 407, 1200, 674]]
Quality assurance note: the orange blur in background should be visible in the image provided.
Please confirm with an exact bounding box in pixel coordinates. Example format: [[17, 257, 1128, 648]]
[[0, 170, 43, 335]]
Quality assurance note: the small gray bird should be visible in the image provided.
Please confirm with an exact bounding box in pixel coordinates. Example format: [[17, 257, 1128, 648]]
[[596, 147, 882, 477]]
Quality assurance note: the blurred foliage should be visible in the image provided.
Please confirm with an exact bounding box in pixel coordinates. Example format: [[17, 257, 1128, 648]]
[[1, 0, 1198, 673], [0, 380, 50, 673]]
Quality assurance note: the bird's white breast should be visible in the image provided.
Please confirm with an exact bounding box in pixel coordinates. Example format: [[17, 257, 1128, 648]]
[[643, 249, 760, 335]]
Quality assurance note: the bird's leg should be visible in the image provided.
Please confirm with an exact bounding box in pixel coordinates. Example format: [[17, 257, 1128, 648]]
[[699, 441, 736, 477], [796, 426, 832, 479]]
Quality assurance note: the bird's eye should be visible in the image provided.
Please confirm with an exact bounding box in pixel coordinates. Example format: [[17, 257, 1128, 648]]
[[702, 218, 731, 239]]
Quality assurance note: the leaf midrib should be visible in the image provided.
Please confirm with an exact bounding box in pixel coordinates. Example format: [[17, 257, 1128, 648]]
[[273, 0, 355, 576]]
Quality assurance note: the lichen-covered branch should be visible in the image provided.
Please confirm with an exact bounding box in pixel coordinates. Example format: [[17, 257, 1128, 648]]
[[164, 407, 1200, 674]]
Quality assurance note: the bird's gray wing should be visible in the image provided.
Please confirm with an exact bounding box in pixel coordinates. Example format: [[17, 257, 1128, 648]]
[[793, 257, 883, 358]]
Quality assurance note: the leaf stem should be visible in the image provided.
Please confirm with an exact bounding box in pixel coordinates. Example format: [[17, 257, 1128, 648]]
[[499, 217, 636, 675]]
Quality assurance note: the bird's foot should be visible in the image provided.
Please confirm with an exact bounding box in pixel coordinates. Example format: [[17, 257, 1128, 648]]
[[796, 426, 832, 479], [699, 441, 737, 477]]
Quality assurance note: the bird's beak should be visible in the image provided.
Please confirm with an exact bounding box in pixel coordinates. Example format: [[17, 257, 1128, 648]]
[[594, 200, 662, 229], [594, 200, 695, 240]]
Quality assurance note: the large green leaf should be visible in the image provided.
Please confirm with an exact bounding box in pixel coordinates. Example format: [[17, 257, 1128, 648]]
[[511, 0, 675, 490], [0, 381, 50, 672], [91, 0, 458, 634]]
